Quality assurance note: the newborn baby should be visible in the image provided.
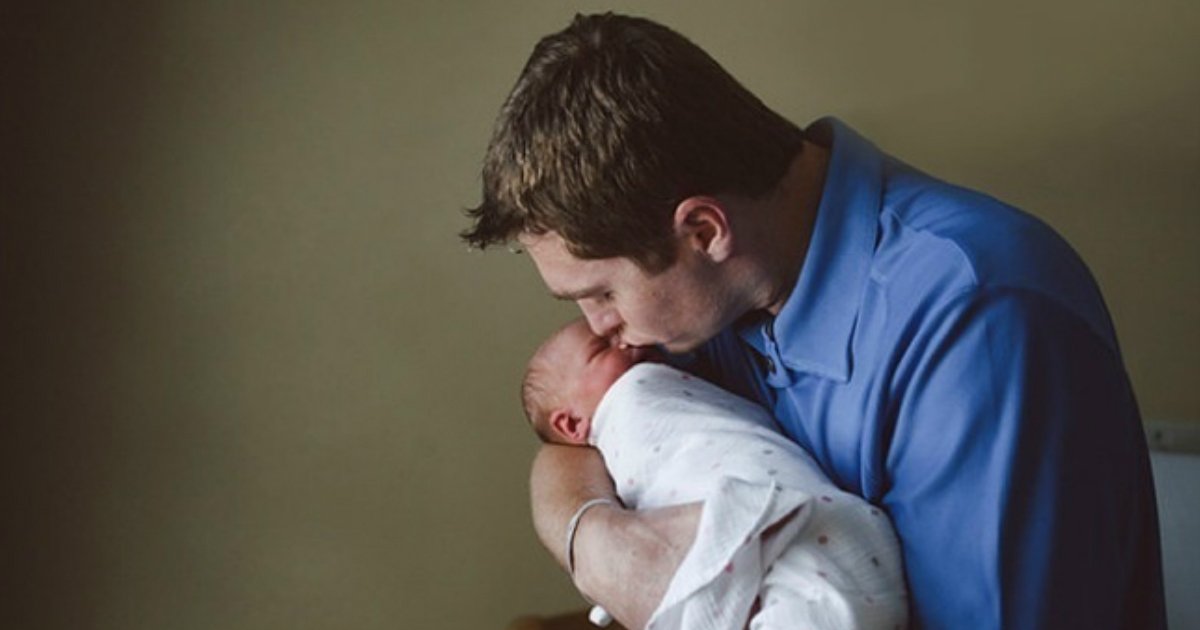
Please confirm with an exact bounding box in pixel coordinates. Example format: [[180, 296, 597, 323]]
[[523, 319, 908, 630]]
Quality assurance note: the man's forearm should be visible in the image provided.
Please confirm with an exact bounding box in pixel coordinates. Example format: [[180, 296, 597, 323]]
[[529, 444, 701, 629], [529, 445, 619, 566]]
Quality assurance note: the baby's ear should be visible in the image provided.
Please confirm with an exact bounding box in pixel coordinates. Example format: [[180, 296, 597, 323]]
[[549, 408, 590, 445]]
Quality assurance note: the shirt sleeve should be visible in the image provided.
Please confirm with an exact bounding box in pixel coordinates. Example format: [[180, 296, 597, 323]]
[[883, 287, 1165, 630]]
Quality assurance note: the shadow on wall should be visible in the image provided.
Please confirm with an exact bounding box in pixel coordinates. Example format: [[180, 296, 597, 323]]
[[3, 3, 160, 628]]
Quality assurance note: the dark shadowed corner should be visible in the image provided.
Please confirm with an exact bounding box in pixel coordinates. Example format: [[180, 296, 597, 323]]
[[2, 3, 161, 628]]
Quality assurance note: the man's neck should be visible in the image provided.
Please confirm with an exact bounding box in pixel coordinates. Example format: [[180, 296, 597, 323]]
[[755, 139, 829, 316]]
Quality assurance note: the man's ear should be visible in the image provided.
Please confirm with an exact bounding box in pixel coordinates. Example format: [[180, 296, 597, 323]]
[[672, 196, 733, 262], [548, 408, 591, 445]]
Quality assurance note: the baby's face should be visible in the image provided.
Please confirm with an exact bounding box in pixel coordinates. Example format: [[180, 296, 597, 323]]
[[550, 320, 655, 418]]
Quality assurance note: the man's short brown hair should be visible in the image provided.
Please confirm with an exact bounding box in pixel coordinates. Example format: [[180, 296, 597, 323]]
[[461, 12, 805, 272]]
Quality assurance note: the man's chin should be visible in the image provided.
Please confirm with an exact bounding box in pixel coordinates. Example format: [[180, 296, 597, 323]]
[[656, 337, 704, 356]]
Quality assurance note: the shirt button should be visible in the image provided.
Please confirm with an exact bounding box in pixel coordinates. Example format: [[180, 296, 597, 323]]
[[766, 357, 776, 372]]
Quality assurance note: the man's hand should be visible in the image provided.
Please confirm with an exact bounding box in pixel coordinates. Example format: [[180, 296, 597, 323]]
[[530, 445, 701, 629]]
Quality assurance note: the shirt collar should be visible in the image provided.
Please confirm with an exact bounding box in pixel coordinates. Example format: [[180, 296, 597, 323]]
[[737, 117, 883, 384]]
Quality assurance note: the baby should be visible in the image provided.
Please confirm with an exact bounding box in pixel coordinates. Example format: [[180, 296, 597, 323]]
[[523, 319, 908, 630]]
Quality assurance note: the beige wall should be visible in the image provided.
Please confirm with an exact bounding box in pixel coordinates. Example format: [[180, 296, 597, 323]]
[[6, 1, 1197, 628]]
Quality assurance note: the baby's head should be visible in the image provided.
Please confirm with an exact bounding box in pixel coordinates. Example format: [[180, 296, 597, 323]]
[[522, 319, 657, 444]]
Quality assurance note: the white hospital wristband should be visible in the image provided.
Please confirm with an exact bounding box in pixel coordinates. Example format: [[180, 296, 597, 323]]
[[565, 498, 617, 577]]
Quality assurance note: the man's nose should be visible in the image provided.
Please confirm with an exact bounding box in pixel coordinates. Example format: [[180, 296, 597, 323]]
[[579, 302, 621, 339]]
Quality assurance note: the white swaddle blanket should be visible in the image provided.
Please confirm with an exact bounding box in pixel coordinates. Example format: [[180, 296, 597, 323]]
[[590, 363, 907, 630]]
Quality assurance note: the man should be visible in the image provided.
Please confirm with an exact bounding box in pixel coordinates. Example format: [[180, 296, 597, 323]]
[[463, 12, 1165, 630]]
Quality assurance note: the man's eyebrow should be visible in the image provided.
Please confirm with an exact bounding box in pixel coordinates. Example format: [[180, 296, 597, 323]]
[[550, 286, 602, 301]]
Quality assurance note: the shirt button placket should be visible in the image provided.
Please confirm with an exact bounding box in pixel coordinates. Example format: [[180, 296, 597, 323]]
[[762, 325, 778, 373]]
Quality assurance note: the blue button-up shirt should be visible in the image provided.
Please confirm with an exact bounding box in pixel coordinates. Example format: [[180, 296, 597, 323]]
[[694, 119, 1165, 629]]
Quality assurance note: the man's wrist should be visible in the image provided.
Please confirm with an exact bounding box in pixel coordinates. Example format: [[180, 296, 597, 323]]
[[565, 498, 618, 577]]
